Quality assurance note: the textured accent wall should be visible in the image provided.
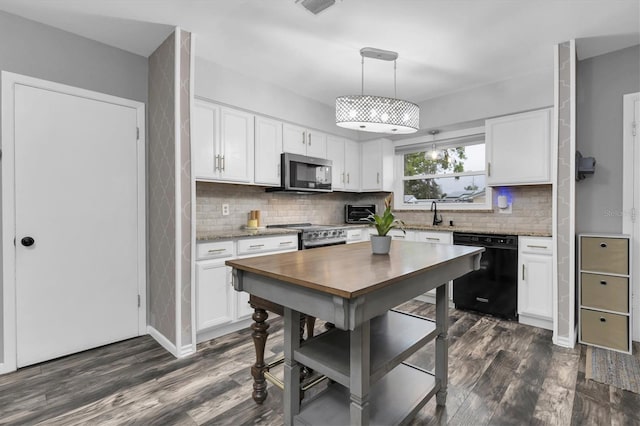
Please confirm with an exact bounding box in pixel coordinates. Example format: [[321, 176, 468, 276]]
[[556, 42, 573, 341], [179, 30, 192, 349], [148, 32, 177, 344]]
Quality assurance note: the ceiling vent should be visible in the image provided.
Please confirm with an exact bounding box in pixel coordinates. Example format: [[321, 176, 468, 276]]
[[296, 0, 336, 14]]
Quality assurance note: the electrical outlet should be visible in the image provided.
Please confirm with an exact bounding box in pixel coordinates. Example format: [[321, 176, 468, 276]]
[[222, 204, 229, 216]]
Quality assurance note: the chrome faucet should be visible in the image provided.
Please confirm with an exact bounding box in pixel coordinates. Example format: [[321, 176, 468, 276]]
[[431, 201, 443, 226]]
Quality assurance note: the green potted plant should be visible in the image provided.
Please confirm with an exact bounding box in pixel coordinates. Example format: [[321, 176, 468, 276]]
[[365, 194, 405, 254]]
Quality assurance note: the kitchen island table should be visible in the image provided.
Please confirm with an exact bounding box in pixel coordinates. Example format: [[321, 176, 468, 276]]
[[226, 241, 483, 426]]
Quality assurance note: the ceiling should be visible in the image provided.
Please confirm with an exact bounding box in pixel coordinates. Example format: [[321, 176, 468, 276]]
[[0, 0, 638, 108]]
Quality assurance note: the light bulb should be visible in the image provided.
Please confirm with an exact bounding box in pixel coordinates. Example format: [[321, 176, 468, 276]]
[[431, 150, 438, 160]]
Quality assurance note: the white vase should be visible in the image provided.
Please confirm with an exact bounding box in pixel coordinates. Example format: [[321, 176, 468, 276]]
[[371, 235, 392, 254]]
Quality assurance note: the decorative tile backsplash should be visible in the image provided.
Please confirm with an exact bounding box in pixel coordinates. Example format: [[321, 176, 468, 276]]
[[196, 182, 552, 237]]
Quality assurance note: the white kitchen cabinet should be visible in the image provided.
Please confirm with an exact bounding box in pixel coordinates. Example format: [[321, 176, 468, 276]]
[[254, 115, 283, 185], [518, 236, 553, 330], [346, 228, 366, 244], [282, 123, 327, 158], [366, 228, 415, 241], [327, 136, 361, 192], [195, 241, 235, 332], [486, 108, 552, 186], [193, 100, 255, 183], [360, 138, 394, 191], [414, 231, 454, 304]]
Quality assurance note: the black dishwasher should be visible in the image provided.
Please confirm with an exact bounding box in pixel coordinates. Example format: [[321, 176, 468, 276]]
[[452, 232, 518, 320]]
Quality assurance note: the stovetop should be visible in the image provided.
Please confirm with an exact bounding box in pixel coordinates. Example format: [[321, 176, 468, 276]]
[[267, 223, 346, 232]]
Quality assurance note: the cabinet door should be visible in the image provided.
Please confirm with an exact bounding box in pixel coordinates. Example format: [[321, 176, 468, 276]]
[[486, 108, 551, 185], [518, 252, 553, 321], [326, 136, 345, 190], [236, 291, 254, 320], [344, 139, 361, 191], [282, 123, 307, 155], [219, 107, 254, 183], [306, 130, 327, 158], [254, 115, 283, 185], [196, 260, 233, 331], [193, 101, 220, 179], [360, 139, 382, 191]]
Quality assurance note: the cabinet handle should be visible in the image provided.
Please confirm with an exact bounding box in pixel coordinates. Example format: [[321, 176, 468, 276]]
[[309, 133, 312, 145], [279, 241, 293, 245], [249, 244, 265, 249], [600, 242, 607, 248], [347, 173, 350, 184], [215, 155, 220, 171], [600, 317, 606, 323], [476, 297, 489, 303], [487, 162, 491, 177], [208, 248, 227, 253], [302, 132, 305, 145], [221, 155, 225, 171], [377, 172, 380, 184], [522, 264, 525, 280], [600, 280, 607, 285], [527, 245, 548, 249], [425, 237, 441, 241]]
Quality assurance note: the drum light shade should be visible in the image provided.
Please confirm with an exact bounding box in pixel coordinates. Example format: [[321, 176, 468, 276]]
[[335, 94, 419, 134]]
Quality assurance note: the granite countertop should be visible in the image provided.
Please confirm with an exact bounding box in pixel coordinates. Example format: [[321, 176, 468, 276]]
[[197, 223, 551, 242]]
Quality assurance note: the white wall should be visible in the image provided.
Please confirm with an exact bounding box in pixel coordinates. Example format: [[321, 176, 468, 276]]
[[195, 56, 360, 140], [576, 45, 640, 234]]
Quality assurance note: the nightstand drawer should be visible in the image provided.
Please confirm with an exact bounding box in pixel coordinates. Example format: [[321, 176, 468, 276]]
[[580, 237, 628, 274], [581, 273, 628, 312], [580, 309, 629, 352]]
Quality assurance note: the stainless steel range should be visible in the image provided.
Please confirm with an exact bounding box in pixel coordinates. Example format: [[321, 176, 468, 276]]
[[267, 223, 347, 249]]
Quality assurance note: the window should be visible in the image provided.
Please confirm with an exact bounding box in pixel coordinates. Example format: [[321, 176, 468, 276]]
[[394, 133, 490, 210]]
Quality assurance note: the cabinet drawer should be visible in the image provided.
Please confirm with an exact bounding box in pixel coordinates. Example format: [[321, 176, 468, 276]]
[[519, 237, 552, 254], [346, 228, 364, 243], [581, 273, 629, 313], [581, 237, 628, 274], [580, 309, 629, 352], [196, 240, 235, 260], [415, 231, 452, 244], [237, 234, 298, 255]]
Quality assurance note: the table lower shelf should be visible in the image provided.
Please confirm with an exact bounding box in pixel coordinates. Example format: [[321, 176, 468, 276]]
[[295, 363, 436, 426]]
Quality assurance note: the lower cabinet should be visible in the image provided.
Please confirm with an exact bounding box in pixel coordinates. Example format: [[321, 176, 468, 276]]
[[196, 235, 298, 343], [518, 236, 553, 330], [414, 231, 454, 304]]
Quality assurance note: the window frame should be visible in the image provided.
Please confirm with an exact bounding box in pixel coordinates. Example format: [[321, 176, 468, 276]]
[[393, 127, 492, 211]]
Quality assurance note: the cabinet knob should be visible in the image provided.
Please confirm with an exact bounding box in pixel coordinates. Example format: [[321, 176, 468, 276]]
[[600, 242, 607, 248], [599, 317, 606, 323], [600, 280, 607, 285], [21, 236, 35, 247]]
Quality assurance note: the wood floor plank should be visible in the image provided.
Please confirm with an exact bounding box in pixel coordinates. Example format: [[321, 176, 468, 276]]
[[1, 301, 637, 425]]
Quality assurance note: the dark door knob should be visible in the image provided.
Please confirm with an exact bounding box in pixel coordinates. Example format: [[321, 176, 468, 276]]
[[21, 237, 35, 247]]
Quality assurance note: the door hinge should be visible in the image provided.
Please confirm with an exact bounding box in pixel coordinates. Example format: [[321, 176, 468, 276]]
[[137, 294, 141, 307], [136, 127, 140, 141]]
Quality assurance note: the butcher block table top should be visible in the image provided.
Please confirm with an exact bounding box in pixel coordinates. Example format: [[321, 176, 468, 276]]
[[225, 240, 484, 299]]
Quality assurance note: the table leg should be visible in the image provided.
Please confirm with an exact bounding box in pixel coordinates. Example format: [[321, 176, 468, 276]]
[[349, 320, 371, 425], [435, 282, 450, 406], [250, 307, 270, 404], [284, 308, 301, 426]]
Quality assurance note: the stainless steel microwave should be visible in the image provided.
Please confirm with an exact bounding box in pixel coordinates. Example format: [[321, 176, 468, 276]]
[[268, 153, 332, 193]]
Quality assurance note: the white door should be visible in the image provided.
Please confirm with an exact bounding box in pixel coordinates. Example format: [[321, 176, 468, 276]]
[[219, 107, 253, 183], [14, 83, 141, 367]]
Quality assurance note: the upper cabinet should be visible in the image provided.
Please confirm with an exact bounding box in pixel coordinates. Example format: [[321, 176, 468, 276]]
[[486, 108, 552, 186], [283, 123, 327, 158], [360, 138, 394, 192], [254, 115, 283, 185], [326, 136, 360, 192], [193, 100, 254, 183]]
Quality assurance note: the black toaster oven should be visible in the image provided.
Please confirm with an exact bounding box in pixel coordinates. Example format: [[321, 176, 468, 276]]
[[345, 204, 376, 224]]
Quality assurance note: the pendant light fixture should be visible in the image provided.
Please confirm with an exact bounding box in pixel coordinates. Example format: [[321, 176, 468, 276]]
[[336, 47, 419, 134]]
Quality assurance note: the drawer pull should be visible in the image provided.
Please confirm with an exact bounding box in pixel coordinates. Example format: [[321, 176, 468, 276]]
[[600, 280, 607, 285], [600, 317, 606, 323], [279, 241, 293, 245], [522, 264, 525, 280], [600, 242, 607, 248], [527, 245, 548, 249], [426, 237, 441, 241], [208, 248, 227, 253], [476, 297, 489, 303], [249, 244, 265, 249]]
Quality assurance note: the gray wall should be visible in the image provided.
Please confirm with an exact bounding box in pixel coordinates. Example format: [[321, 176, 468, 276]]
[[0, 10, 148, 366], [195, 57, 360, 140], [576, 45, 640, 234]]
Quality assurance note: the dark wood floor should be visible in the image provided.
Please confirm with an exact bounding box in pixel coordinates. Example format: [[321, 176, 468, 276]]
[[1, 300, 639, 425]]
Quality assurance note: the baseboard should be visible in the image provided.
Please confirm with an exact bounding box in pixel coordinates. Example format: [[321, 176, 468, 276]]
[[147, 325, 179, 358], [553, 326, 578, 348], [178, 343, 196, 358], [196, 318, 253, 344], [519, 314, 553, 331], [0, 362, 15, 376]]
